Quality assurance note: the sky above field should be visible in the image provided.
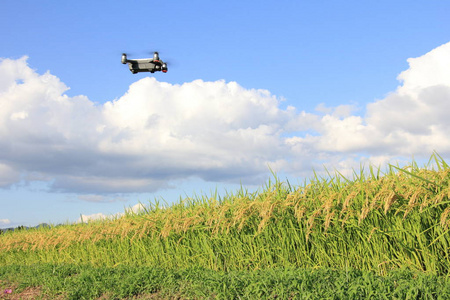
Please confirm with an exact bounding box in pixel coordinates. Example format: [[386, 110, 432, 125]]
[[1, 1, 450, 228]]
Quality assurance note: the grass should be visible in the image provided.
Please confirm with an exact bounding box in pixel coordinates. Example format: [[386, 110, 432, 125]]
[[2, 264, 450, 299], [1, 153, 450, 298]]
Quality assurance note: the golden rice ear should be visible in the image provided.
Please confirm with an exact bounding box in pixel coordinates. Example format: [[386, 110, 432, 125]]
[[440, 206, 450, 229], [324, 211, 335, 231], [383, 191, 397, 214], [359, 203, 371, 224], [342, 190, 357, 213]]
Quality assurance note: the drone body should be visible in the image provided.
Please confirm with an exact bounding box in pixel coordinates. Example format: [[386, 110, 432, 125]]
[[121, 52, 168, 74]]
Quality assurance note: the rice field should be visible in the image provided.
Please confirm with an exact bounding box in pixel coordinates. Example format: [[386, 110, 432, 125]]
[[1, 154, 450, 298], [2, 154, 450, 273]]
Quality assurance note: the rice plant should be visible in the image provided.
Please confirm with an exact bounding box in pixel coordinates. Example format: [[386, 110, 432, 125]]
[[1, 154, 450, 276]]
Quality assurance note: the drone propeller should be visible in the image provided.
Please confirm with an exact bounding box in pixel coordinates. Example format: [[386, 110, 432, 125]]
[[163, 59, 177, 67], [120, 51, 135, 56], [147, 48, 165, 54], [149, 51, 176, 67]]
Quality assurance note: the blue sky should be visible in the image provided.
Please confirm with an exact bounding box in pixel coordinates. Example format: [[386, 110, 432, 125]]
[[1, 1, 450, 228]]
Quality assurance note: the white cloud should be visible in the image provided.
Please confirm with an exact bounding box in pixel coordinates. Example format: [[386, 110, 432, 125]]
[[130, 203, 146, 213], [1, 42, 450, 195], [287, 42, 450, 160], [77, 203, 148, 224], [397, 43, 450, 96], [0, 219, 11, 226], [364, 43, 450, 155], [77, 213, 109, 223], [0, 59, 294, 193]]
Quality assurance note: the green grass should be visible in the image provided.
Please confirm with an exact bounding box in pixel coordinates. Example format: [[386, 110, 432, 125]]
[[1, 154, 450, 298], [2, 264, 450, 299]]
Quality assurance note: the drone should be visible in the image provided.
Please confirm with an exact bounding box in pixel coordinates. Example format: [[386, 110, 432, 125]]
[[121, 52, 168, 74]]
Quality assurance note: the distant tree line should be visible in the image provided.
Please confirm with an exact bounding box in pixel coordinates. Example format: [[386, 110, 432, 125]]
[[0, 223, 50, 233]]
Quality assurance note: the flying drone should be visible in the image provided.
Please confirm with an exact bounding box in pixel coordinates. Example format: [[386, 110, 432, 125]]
[[121, 52, 168, 74]]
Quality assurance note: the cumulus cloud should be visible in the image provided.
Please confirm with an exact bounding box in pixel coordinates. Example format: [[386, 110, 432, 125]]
[[77, 213, 109, 223], [287, 42, 450, 160], [1, 42, 450, 195], [0, 58, 295, 193], [130, 202, 146, 213], [77, 203, 147, 223], [364, 42, 450, 155], [0, 219, 11, 226]]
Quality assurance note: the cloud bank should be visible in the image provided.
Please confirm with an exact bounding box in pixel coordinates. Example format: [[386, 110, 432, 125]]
[[1, 42, 450, 195]]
